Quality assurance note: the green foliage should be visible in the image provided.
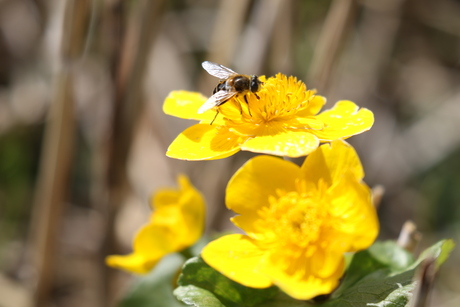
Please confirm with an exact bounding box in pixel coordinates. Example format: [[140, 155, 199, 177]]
[[320, 240, 454, 307], [413, 239, 455, 270], [0, 128, 41, 246], [115, 240, 454, 306], [117, 254, 185, 307], [175, 257, 279, 307], [173, 240, 454, 307], [175, 285, 226, 307]]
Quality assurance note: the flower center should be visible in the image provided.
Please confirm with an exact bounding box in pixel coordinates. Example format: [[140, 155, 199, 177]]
[[218, 74, 316, 126], [257, 180, 328, 249]]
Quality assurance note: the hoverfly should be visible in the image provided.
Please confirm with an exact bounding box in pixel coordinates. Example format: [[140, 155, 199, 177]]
[[198, 61, 263, 119]]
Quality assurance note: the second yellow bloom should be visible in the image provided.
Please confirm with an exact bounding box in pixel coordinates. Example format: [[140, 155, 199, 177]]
[[201, 140, 379, 300]]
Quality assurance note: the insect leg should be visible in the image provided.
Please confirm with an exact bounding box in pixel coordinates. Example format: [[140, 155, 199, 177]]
[[254, 93, 260, 100], [210, 110, 219, 125], [236, 96, 244, 115], [243, 95, 252, 117]]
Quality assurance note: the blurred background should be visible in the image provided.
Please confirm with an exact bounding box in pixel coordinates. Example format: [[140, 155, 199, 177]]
[[0, 0, 459, 306]]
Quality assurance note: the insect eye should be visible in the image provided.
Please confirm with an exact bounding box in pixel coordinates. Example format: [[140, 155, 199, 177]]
[[250, 76, 260, 92]]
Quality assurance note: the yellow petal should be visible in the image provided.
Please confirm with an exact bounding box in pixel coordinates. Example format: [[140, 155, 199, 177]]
[[226, 155, 302, 236], [106, 253, 160, 274], [309, 248, 345, 279], [176, 175, 206, 246], [151, 175, 205, 246], [312, 100, 374, 141], [296, 95, 327, 117], [151, 189, 182, 224], [261, 251, 344, 300], [151, 189, 178, 211], [201, 234, 273, 288], [134, 224, 182, 258], [163, 91, 225, 124], [106, 224, 180, 274], [289, 117, 325, 130], [240, 126, 320, 157], [107, 175, 205, 275], [325, 171, 379, 252], [166, 124, 242, 160], [301, 140, 364, 186], [163, 91, 206, 120]]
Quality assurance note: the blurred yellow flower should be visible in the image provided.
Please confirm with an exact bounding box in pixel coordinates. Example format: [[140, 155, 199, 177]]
[[163, 74, 373, 160], [201, 140, 379, 300], [106, 175, 205, 274]]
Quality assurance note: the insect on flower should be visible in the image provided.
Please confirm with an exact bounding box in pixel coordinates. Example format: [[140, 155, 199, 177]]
[[198, 61, 263, 120]]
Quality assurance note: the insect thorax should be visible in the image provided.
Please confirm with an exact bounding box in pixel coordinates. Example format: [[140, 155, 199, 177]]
[[231, 76, 250, 93]]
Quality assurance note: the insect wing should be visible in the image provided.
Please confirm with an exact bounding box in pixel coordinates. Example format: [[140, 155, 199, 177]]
[[197, 90, 237, 114], [202, 61, 238, 79]]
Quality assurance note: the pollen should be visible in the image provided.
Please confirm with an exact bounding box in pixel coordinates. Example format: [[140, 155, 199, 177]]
[[258, 186, 328, 248], [219, 74, 316, 125], [164, 72, 374, 160]]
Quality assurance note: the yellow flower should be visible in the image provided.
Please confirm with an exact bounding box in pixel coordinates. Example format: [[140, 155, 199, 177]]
[[201, 140, 379, 300], [163, 74, 373, 160], [106, 175, 205, 274]]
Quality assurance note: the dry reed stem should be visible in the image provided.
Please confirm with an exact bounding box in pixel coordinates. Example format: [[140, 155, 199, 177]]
[[409, 257, 436, 307], [397, 220, 422, 253], [308, 0, 356, 93], [30, 71, 74, 306], [269, 0, 293, 74], [371, 184, 385, 209], [235, 0, 284, 74], [27, 0, 91, 305], [101, 0, 167, 304], [199, 0, 251, 93]]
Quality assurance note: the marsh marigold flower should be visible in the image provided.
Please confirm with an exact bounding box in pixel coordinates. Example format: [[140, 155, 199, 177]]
[[163, 73, 373, 160], [106, 175, 205, 274], [201, 140, 379, 300]]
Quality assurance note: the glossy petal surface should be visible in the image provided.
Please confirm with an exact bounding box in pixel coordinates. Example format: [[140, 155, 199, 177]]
[[201, 234, 273, 288], [166, 124, 242, 160], [240, 126, 320, 157], [312, 101, 374, 141], [202, 141, 379, 300], [163, 75, 373, 160]]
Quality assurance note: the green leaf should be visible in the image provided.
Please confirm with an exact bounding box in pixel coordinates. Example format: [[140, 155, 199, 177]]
[[411, 239, 455, 270], [333, 241, 414, 298], [367, 241, 415, 271], [174, 285, 226, 307], [175, 256, 278, 307], [173, 240, 454, 307], [318, 240, 454, 307], [257, 292, 314, 307], [118, 254, 185, 307]]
